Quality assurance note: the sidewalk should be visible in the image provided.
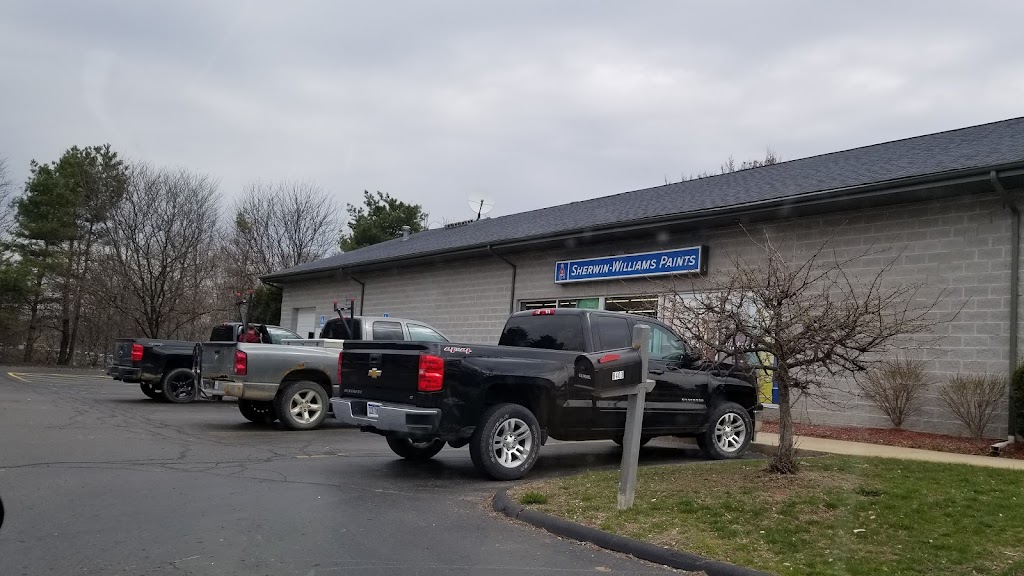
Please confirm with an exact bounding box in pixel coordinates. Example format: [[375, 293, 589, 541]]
[[754, 432, 1024, 471]]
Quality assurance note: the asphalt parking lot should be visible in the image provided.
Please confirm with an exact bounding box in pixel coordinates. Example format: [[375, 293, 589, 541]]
[[0, 368, 722, 575]]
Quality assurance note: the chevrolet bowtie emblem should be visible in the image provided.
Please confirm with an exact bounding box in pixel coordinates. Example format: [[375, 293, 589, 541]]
[[368, 368, 383, 379]]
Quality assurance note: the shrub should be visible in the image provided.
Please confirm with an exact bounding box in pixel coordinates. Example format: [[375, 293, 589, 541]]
[[938, 373, 1008, 439], [858, 357, 931, 429], [1013, 364, 1024, 437], [519, 491, 548, 505]]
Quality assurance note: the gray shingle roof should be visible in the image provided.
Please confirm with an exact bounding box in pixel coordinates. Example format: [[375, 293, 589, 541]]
[[266, 116, 1024, 281]]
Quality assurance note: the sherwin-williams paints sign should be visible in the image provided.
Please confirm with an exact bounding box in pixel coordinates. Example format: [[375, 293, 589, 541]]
[[554, 246, 706, 284]]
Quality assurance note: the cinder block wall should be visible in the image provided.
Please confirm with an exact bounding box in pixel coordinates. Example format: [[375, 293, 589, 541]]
[[280, 192, 1015, 438]]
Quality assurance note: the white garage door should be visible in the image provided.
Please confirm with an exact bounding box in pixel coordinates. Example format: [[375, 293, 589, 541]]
[[294, 308, 317, 339]]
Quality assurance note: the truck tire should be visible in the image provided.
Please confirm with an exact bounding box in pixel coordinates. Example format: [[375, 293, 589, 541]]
[[697, 401, 752, 460], [274, 380, 328, 430], [469, 403, 541, 481], [386, 436, 445, 460], [239, 399, 277, 425], [161, 368, 198, 404], [613, 434, 654, 447], [139, 383, 160, 400]]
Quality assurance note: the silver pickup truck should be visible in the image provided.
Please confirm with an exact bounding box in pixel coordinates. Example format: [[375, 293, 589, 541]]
[[196, 316, 449, 430]]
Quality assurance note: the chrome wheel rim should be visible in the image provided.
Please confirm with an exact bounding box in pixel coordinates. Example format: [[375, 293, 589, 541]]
[[289, 389, 323, 424], [491, 417, 532, 468], [714, 412, 746, 452]]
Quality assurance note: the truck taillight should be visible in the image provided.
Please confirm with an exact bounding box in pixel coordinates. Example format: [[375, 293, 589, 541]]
[[337, 352, 343, 384], [417, 354, 444, 392], [234, 350, 247, 376], [532, 309, 556, 315], [130, 343, 143, 362]]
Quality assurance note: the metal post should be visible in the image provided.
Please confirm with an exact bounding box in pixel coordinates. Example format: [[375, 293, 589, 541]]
[[618, 324, 653, 510]]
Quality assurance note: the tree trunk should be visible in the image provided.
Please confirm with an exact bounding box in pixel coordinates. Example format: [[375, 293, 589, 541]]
[[22, 266, 46, 363], [67, 224, 96, 366], [769, 371, 798, 474]]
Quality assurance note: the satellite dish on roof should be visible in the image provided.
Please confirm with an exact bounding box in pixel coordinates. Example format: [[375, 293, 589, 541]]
[[468, 194, 495, 221]]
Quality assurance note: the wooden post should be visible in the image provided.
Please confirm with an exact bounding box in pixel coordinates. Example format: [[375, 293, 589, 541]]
[[617, 324, 653, 510]]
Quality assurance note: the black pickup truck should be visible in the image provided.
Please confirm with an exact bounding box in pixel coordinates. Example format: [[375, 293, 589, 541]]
[[108, 323, 300, 403], [333, 308, 760, 480]]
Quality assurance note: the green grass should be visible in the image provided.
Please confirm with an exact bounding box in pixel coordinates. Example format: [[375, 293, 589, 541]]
[[510, 456, 1024, 576], [519, 491, 549, 505]]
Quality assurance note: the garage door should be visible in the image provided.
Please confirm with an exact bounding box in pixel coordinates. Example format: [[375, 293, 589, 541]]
[[294, 308, 317, 339]]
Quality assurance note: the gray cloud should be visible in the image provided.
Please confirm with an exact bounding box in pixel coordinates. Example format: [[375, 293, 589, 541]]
[[2, 1, 1022, 226]]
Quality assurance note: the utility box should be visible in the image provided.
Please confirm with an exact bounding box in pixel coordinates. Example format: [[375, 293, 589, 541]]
[[574, 348, 644, 397]]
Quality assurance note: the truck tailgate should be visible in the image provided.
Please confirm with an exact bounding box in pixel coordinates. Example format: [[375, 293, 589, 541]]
[[111, 339, 136, 367], [341, 341, 433, 404], [200, 342, 240, 379]]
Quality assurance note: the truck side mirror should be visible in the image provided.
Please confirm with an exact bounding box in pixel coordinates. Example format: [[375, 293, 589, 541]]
[[574, 348, 644, 396]]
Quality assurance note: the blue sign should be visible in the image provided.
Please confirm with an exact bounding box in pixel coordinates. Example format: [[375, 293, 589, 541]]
[[382, 313, 389, 318], [319, 315, 326, 327], [555, 246, 706, 284]]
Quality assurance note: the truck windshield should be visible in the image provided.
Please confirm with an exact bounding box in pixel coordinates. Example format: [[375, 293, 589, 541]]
[[499, 315, 585, 351]]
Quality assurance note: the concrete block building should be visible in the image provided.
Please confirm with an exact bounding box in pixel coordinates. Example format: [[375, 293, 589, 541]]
[[265, 117, 1024, 439]]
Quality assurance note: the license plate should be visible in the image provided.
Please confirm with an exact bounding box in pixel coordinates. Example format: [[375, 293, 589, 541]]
[[367, 402, 380, 419]]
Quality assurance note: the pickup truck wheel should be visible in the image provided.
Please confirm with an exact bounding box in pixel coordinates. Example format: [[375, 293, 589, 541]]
[[469, 403, 541, 481], [161, 368, 198, 404], [698, 401, 752, 460], [386, 436, 445, 460], [139, 383, 160, 400], [274, 381, 328, 430], [239, 399, 277, 425]]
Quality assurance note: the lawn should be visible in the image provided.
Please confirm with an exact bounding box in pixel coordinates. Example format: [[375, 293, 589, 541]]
[[510, 456, 1024, 576]]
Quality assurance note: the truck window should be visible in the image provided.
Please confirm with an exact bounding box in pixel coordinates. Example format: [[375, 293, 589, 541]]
[[267, 327, 301, 344], [209, 325, 237, 342], [322, 318, 362, 340], [372, 321, 405, 341], [644, 322, 688, 361], [498, 315, 585, 351], [407, 323, 448, 342], [594, 315, 631, 350]]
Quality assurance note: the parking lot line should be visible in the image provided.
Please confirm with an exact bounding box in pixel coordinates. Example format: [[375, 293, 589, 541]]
[[7, 372, 29, 382]]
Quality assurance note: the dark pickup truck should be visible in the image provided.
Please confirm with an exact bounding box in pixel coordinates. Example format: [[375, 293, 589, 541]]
[[108, 323, 300, 403], [333, 308, 761, 480]]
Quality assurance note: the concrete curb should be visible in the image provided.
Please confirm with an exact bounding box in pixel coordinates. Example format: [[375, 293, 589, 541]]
[[492, 489, 770, 576]]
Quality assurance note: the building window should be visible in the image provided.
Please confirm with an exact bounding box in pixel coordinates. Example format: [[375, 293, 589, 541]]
[[520, 298, 600, 311], [603, 295, 658, 317]]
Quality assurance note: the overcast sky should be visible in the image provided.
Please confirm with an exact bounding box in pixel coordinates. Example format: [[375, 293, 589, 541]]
[[2, 1, 1023, 227]]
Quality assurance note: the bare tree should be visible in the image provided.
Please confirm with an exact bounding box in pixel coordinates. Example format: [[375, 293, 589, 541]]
[[229, 181, 339, 281], [97, 164, 222, 339], [657, 229, 951, 473], [0, 157, 15, 236]]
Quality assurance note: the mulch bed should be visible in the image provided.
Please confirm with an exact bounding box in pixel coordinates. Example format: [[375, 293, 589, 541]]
[[760, 420, 1024, 460]]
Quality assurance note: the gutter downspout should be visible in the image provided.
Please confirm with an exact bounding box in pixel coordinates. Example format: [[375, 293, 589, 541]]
[[487, 245, 517, 314], [991, 170, 1018, 446], [343, 271, 366, 316]]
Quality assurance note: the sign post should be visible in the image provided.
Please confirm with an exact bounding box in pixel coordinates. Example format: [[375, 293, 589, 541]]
[[594, 324, 655, 510]]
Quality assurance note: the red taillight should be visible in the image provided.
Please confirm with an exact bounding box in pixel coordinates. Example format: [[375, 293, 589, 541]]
[[417, 354, 445, 392], [234, 350, 247, 376], [130, 343, 143, 362], [532, 309, 556, 315], [337, 352, 343, 384], [598, 353, 621, 364]]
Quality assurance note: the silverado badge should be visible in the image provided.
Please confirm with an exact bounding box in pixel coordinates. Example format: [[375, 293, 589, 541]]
[[367, 368, 382, 379]]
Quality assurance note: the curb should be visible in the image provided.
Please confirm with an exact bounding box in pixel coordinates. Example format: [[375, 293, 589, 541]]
[[493, 489, 770, 576]]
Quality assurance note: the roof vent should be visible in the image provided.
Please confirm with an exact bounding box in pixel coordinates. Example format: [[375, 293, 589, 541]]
[[444, 219, 475, 229], [401, 225, 411, 240]]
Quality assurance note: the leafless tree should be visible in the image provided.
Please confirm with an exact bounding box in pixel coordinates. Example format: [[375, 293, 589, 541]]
[[97, 164, 222, 339], [0, 157, 14, 236], [228, 180, 340, 285], [656, 228, 952, 474]]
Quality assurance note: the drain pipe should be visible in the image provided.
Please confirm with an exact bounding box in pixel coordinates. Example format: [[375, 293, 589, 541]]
[[991, 171, 1018, 449], [487, 245, 517, 314]]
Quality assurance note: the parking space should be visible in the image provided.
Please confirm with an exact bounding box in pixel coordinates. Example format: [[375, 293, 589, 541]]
[[0, 369, 721, 575]]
